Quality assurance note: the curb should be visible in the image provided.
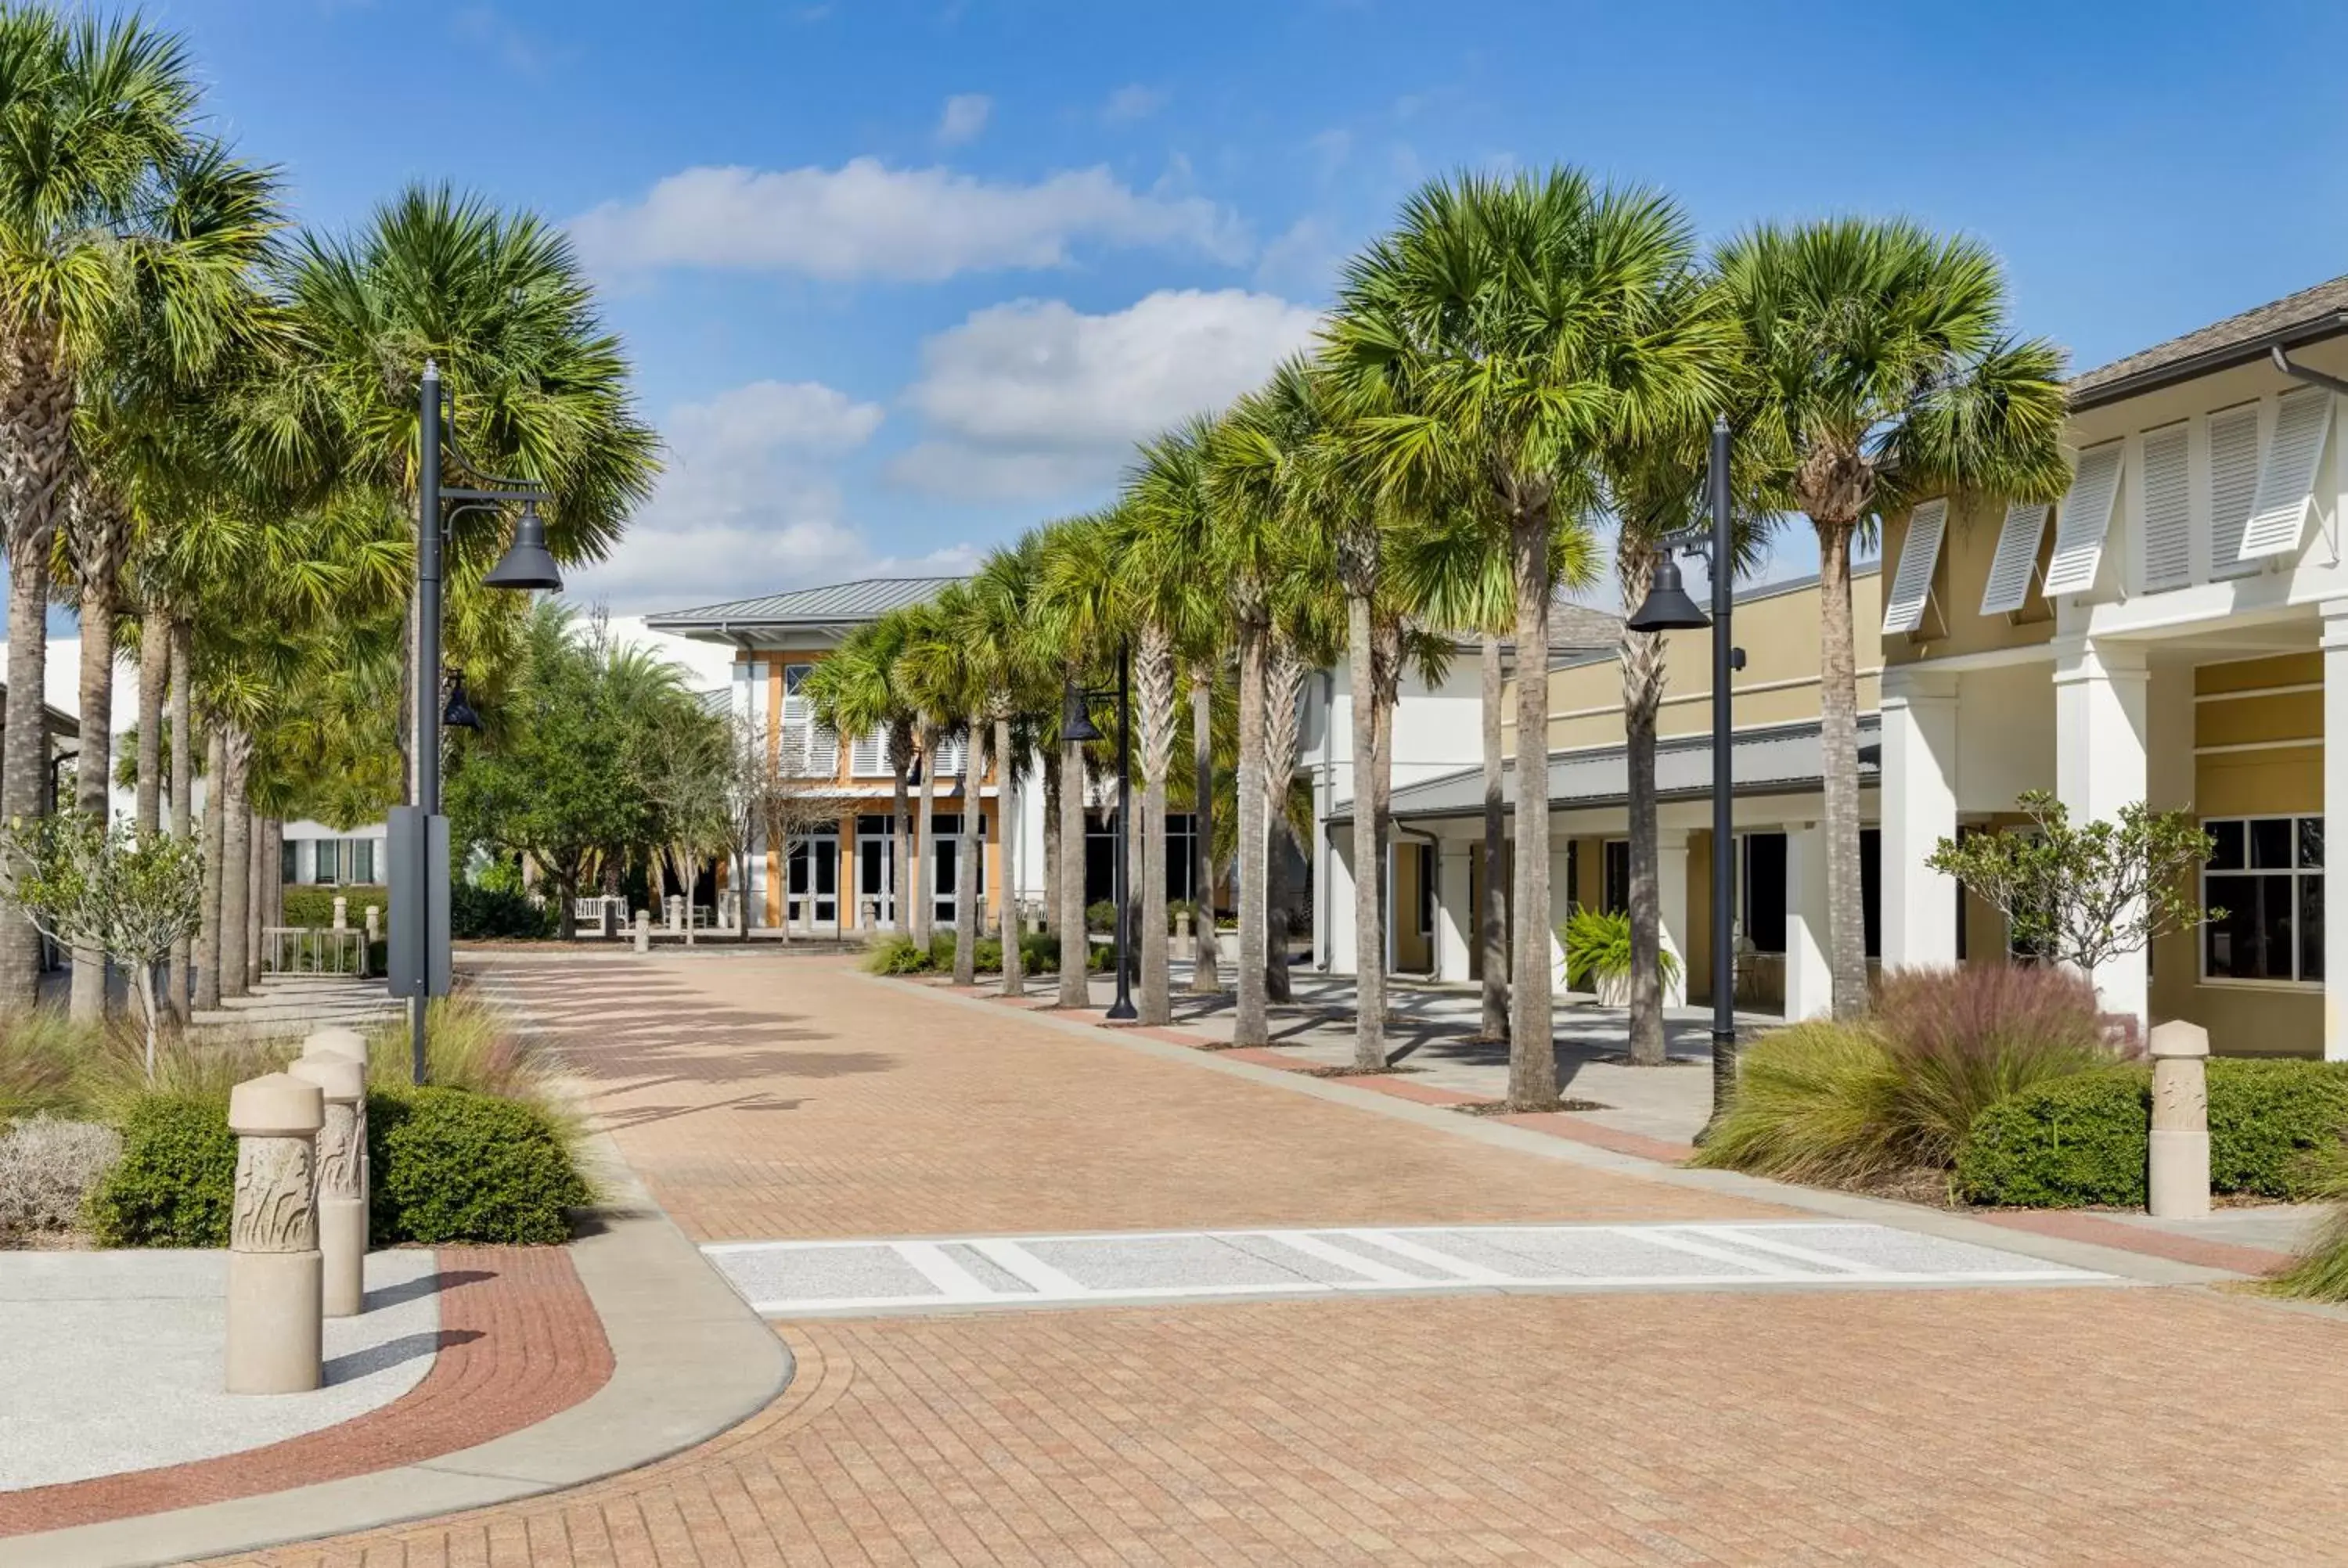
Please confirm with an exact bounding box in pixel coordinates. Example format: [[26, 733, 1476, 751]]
[[859, 970, 2249, 1290], [2, 1137, 790, 1568]]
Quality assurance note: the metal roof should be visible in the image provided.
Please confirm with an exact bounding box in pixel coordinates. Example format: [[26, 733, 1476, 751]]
[[2069, 274, 2348, 411], [644, 577, 966, 638], [1335, 715, 1879, 828]]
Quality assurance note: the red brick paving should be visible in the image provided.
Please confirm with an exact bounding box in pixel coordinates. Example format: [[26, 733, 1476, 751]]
[[3, 1247, 609, 1538], [187, 952, 2348, 1565], [1975, 1208, 2295, 1278]]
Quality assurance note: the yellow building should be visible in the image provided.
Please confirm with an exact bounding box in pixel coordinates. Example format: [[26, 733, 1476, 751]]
[[1878, 274, 2348, 1059]]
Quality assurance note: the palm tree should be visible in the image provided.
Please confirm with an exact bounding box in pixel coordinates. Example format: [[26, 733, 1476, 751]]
[[1035, 512, 1121, 1009], [1119, 423, 1224, 1026], [0, 13, 268, 1010], [902, 585, 988, 983], [1184, 658, 1222, 995], [805, 617, 917, 937], [1716, 219, 2066, 1016], [963, 538, 1049, 997], [1328, 168, 1729, 1106]]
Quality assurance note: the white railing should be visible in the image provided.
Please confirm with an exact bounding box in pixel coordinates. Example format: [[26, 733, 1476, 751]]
[[265, 926, 369, 978]]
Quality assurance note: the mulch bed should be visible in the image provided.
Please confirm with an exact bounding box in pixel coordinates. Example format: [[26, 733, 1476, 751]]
[[1452, 1097, 1613, 1117]]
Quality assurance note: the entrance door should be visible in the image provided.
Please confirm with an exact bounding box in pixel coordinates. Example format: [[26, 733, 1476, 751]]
[[857, 831, 894, 926], [931, 814, 986, 927], [789, 837, 839, 928]]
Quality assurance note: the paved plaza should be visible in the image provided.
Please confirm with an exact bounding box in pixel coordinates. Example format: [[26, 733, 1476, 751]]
[[106, 947, 2335, 1566]]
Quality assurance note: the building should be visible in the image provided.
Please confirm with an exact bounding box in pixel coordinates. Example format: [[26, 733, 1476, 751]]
[[1318, 571, 1883, 1020], [1877, 274, 2348, 1060]]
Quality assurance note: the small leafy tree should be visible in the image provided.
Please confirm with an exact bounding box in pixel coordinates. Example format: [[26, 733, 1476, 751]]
[[0, 813, 205, 1078], [1925, 792, 2218, 976]]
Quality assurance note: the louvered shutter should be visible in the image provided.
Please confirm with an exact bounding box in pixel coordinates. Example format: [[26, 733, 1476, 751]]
[[852, 725, 884, 777], [2239, 386, 2333, 560], [2041, 443, 2125, 596], [780, 664, 812, 774], [1881, 499, 1947, 635], [2208, 404, 2261, 577], [935, 734, 967, 779], [808, 723, 839, 776], [2139, 423, 2191, 592], [1979, 502, 2049, 615]]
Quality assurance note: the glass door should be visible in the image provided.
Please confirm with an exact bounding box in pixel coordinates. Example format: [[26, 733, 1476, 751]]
[[789, 837, 839, 928], [857, 827, 894, 926]]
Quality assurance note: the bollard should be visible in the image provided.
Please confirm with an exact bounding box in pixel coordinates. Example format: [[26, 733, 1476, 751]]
[[331, 894, 348, 932], [634, 908, 651, 954], [302, 1026, 371, 1209], [364, 905, 380, 945], [2148, 1020, 2211, 1218], [290, 1054, 367, 1316], [225, 1074, 326, 1394], [666, 894, 683, 933], [859, 897, 877, 933], [1174, 909, 1192, 960]]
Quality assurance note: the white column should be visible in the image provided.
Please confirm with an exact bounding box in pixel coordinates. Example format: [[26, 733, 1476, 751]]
[[1655, 829, 1691, 1008], [1784, 823, 1831, 1021], [2054, 636, 2151, 1031], [1435, 843, 1473, 982], [1326, 836, 1359, 976], [1881, 667, 1961, 967], [2321, 602, 2348, 1060], [1547, 842, 1572, 988]]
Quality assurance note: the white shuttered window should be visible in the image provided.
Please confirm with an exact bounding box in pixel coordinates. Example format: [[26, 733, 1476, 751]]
[[2239, 386, 2333, 560], [1979, 502, 2049, 615], [1881, 498, 1947, 635], [2138, 422, 2191, 592], [2208, 403, 2262, 578], [2041, 443, 2125, 596], [852, 725, 888, 777]]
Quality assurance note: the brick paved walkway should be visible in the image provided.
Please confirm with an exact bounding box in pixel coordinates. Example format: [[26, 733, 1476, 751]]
[[210, 952, 2348, 1566]]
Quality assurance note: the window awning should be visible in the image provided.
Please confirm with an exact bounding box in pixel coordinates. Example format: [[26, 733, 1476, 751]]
[[1881, 498, 1948, 635], [1979, 501, 2049, 614], [2238, 385, 2333, 560], [2041, 442, 2124, 596]]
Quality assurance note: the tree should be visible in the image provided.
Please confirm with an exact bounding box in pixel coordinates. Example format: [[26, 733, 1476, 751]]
[[0, 811, 203, 1078], [803, 617, 917, 937], [0, 12, 268, 1012], [1718, 218, 2066, 1017], [1925, 793, 2217, 980], [1035, 512, 1122, 1009], [638, 687, 730, 945], [1331, 168, 1727, 1106], [960, 541, 1050, 997]]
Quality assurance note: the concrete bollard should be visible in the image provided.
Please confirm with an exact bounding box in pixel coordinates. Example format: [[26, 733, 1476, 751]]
[[666, 894, 683, 933], [634, 909, 651, 954], [225, 1074, 326, 1394], [2148, 1020, 2211, 1218], [289, 1054, 368, 1317], [1174, 910, 1192, 960], [859, 897, 877, 933], [302, 1027, 371, 1206], [364, 905, 380, 945], [331, 895, 348, 932]]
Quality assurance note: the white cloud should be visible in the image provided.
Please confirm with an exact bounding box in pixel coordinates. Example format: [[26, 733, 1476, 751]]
[[570, 159, 1248, 281], [564, 379, 953, 613], [1102, 84, 1168, 123], [891, 288, 1324, 501], [936, 93, 991, 146]]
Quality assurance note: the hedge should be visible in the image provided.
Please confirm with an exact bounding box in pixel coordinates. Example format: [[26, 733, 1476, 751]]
[[283, 884, 387, 931], [86, 1087, 588, 1247], [1955, 1059, 2348, 1207]]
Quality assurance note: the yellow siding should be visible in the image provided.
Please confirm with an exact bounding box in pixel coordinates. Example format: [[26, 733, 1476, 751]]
[[1882, 494, 2057, 668], [2196, 652, 2321, 696]]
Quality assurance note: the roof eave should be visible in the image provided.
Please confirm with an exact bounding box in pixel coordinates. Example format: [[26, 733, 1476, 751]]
[[2069, 311, 2348, 412]]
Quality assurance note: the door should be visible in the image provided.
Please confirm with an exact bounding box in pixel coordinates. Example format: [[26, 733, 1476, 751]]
[[789, 838, 839, 927], [931, 814, 987, 927], [858, 833, 894, 926]]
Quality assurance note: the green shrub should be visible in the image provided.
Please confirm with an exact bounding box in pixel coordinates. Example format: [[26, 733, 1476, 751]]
[[1086, 900, 1118, 934], [2275, 1179, 2348, 1301], [1560, 906, 1678, 991], [974, 937, 1003, 973], [282, 884, 387, 931], [1956, 1059, 2348, 1207], [1690, 1022, 1905, 1185], [862, 934, 931, 974], [86, 1093, 234, 1246], [451, 882, 555, 939], [1871, 964, 2117, 1169], [0, 1011, 100, 1127], [370, 1088, 589, 1246], [927, 931, 958, 969], [1020, 930, 1061, 973]]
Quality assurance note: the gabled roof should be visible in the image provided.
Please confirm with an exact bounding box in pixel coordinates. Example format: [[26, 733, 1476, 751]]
[[645, 577, 965, 640], [2069, 274, 2348, 411]]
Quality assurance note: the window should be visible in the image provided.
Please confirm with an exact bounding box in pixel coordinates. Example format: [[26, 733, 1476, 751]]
[[779, 664, 838, 776], [2204, 815, 2323, 984], [281, 838, 297, 883], [349, 839, 375, 885], [313, 840, 340, 884], [1741, 833, 1787, 954], [1602, 840, 1630, 915]]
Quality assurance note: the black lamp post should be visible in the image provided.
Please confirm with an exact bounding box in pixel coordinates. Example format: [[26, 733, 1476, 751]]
[[1061, 642, 1137, 1022], [395, 359, 561, 1085], [1626, 415, 1741, 1129]]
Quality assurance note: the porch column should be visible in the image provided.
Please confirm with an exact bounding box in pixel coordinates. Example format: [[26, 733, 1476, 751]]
[[1784, 822, 1831, 1021], [1655, 829, 1691, 1008], [1546, 838, 1572, 989], [2323, 602, 2348, 1060], [1435, 842, 1473, 983], [1326, 832, 1359, 976], [1881, 666, 1961, 967], [2054, 636, 2151, 1032]]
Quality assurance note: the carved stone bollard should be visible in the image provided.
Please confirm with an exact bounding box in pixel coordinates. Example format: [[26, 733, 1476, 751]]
[[331, 894, 348, 932], [1174, 910, 1192, 960], [2148, 1020, 2211, 1218], [634, 909, 651, 954], [364, 905, 380, 945], [290, 1053, 368, 1316], [666, 894, 683, 933], [226, 1074, 325, 1394], [301, 1027, 370, 1214], [859, 897, 877, 933]]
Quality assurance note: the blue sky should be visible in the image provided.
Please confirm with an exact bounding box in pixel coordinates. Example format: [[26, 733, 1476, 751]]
[[149, 0, 2348, 614]]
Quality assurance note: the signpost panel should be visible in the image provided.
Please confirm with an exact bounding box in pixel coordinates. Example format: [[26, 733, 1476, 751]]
[[386, 807, 452, 999]]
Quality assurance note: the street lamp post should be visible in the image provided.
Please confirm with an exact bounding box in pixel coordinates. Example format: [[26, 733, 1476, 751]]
[[1626, 415, 1740, 1130], [395, 359, 563, 1085], [1060, 642, 1138, 1022]]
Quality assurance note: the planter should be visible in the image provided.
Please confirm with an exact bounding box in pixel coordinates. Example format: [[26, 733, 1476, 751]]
[[1593, 969, 1631, 1008]]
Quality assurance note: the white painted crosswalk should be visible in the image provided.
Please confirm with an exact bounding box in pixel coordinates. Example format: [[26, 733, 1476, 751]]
[[704, 1221, 2109, 1318]]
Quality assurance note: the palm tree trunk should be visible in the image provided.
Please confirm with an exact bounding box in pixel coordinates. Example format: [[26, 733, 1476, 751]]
[[1348, 595, 1382, 1068], [913, 726, 942, 948], [889, 731, 912, 937], [168, 618, 192, 1021], [997, 714, 1024, 998], [1039, 744, 1060, 940], [1057, 731, 1088, 1008], [1817, 521, 1869, 1016], [1187, 665, 1222, 994], [195, 723, 224, 1013], [0, 538, 55, 1013], [1507, 505, 1558, 1106], [68, 570, 118, 1023], [1136, 625, 1175, 1024], [953, 713, 980, 984], [1621, 548, 1669, 1066], [1264, 640, 1308, 1009], [135, 613, 167, 833], [218, 731, 250, 1001], [1478, 634, 1509, 1042], [246, 809, 265, 990], [1234, 623, 1269, 1048]]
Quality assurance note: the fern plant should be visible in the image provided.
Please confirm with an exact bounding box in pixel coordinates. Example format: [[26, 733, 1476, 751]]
[[1560, 905, 1680, 991]]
